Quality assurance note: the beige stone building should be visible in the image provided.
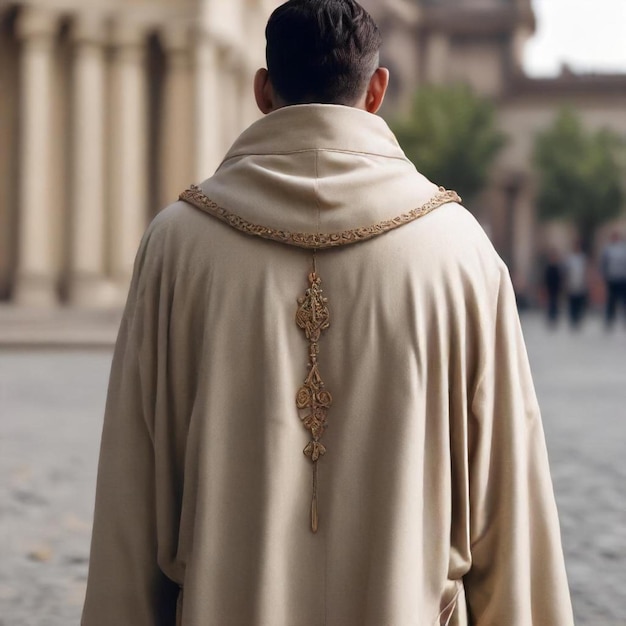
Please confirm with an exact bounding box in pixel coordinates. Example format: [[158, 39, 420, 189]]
[[363, 0, 626, 297], [0, 0, 279, 307], [1, 0, 625, 308]]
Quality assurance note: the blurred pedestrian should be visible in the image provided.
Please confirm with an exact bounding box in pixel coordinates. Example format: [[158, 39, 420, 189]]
[[601, 231, 626, 328], [543, 248, 563, 326], [563, 241, 588, 329]]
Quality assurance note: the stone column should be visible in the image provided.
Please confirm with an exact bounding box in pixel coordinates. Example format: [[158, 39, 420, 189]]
[[160, 24, 194, 206], [425, 32, 450, 85], [194, 28, 222, 179], [109, 21, 149, 301], [240, 2, 267, 128], [512, 176, 536, 300], [240, 62, 259, 129], [13, 7, 59, 306], [219, 43, 243, 154], [68, 14, 114, 306]]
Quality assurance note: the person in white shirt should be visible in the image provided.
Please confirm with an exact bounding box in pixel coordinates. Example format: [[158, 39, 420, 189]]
[[563, 240, 588, 329]]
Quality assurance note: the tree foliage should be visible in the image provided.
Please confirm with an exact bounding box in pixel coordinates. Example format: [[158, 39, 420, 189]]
[[391, 84, 506, 203], [534, 108, 625, 249]]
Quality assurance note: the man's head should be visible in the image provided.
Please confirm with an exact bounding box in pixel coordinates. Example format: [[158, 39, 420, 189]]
[[254, 0, 388, 114]]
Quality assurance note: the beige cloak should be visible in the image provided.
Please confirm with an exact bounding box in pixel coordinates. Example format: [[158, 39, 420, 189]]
[[82, 104, 574, 625]]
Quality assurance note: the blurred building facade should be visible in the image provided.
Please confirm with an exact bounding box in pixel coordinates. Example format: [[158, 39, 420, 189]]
[[1, 0, 625, 308], [363, 0, 626, 295], [0, 0, 278, 307]]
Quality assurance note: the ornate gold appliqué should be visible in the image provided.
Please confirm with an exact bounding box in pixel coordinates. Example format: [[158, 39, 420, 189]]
[[295, 266, 332, 533]]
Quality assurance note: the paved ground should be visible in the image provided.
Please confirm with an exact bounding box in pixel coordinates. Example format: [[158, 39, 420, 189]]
[[0, 307, 120, 348], [524, 315, 626, 626], [0, 312, 625, 625]]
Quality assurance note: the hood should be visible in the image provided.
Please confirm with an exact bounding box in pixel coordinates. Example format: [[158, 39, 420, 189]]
[[191, 104, 450, 238]]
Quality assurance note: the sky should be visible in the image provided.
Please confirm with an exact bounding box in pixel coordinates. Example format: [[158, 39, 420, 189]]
[[523, 0, 626, 76]]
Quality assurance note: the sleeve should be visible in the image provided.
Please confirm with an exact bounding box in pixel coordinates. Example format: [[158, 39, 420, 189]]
[[81, 234, 179, 625], [463, 263, 574, 625]]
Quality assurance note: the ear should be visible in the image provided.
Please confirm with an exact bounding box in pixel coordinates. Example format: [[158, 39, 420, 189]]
[[364, 67, 390, 114], [254, 68, 277, 114]]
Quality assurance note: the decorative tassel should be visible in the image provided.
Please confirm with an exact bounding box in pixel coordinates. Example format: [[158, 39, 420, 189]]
[[296, 260, 331, 532], [311, 462, 319, 533]]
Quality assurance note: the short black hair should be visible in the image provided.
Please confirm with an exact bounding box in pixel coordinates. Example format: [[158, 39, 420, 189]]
[[265, 0, 382, 106]]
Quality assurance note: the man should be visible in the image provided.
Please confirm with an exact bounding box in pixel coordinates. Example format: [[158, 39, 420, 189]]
[[601, 231, 626, 328], [543, 247, 563, 327], [563, 240, 588, 329], [82, 1, 574, 624]]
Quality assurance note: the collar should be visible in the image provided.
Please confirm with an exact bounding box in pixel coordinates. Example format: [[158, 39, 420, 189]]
[[192, 103, 451, 237], [221, 104, 407, 164]]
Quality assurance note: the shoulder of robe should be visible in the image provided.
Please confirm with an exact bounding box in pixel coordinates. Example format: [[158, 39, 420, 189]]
[[130, 202, 195, 283], [149, 200, 202, 235], [137, 201, 212, 261], [422, 201, 504, 275]]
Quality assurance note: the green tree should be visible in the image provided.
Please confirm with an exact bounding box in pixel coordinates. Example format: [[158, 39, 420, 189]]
[[391, 84, 506, 204], [534, 108, 625, 251]]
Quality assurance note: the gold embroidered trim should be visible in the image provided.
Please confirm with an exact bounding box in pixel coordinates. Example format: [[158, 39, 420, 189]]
[[295, 266, 331, 533], [179, 185, 461, 250]]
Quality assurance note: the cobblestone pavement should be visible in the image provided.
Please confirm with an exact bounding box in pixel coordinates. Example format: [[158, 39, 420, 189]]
[[1, 313, 625, 625], [523, 315, 626, 626]]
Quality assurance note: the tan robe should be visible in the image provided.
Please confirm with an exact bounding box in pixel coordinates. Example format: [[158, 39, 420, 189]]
[[82, 104, 574, 625]]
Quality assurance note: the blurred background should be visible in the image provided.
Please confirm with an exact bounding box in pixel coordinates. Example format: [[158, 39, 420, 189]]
[[0, 0, 625, 310], [0, 0, 625, 624]]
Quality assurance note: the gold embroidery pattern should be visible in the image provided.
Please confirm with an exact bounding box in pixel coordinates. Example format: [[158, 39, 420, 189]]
[[295, 269, 331, 533], [179, 185, 461, 250]]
